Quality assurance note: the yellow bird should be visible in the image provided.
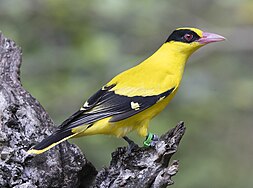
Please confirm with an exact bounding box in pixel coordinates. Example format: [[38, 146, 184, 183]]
[[28, 27, 225, 155]]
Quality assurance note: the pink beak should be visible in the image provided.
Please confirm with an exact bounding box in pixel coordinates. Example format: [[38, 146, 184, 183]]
[[197, 32, 226, 44]]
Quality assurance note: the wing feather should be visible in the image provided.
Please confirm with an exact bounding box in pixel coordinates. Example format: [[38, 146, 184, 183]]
[[58, 84, 175, 131]]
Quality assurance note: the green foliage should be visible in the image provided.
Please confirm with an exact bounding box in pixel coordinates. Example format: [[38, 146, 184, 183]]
[[1, 0, 252, 187]]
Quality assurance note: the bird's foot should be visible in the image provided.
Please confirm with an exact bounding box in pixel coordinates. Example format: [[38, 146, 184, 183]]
[[143, 133, 159, 147], [123, 136, 138, 153]]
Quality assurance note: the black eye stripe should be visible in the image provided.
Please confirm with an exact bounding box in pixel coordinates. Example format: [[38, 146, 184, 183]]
[[165, 29, 201, 43]]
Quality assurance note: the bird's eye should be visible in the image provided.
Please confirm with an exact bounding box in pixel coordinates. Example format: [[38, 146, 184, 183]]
[[183, 34, 193, 42]]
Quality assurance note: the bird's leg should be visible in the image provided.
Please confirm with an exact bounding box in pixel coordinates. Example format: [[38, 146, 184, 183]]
[[143, 133, 159, 147], [123, 136, 138, 153]]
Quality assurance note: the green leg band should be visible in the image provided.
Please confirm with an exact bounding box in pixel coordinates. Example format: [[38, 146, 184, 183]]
[[143, 133, 154, 147]]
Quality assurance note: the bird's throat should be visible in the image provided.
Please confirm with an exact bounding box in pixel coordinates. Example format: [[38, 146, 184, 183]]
[[144, 43, 190, 77]]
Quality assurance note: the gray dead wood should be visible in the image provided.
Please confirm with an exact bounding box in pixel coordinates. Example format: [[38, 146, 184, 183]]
[[0, 32, 185, 188]]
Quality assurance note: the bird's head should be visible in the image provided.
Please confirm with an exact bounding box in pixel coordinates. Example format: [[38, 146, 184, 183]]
[[165, 27, 225, 55]]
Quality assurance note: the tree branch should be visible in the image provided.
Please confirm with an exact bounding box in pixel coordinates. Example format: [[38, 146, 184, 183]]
[[93, 122, 185, 188], [0, 32, 96, 188], [0, 32, 185, 188]]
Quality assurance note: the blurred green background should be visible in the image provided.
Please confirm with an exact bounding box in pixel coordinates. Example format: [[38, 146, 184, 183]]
[[1, 0, 253, 187]]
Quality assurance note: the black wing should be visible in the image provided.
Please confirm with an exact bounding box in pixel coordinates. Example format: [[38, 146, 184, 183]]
[[59, 84, 175, 130], [58, 84, 116, 129]]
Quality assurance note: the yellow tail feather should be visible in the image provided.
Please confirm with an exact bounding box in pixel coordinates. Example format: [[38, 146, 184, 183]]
[[27, 132, 80, 155]]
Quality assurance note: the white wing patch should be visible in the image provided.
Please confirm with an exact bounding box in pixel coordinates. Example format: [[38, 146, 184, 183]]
[[80, 101, 89, 110], [83, 101, 89, 107], [157, 96, 166, 103], [130, 101, 140, 110]]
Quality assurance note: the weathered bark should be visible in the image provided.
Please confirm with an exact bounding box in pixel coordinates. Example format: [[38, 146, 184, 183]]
[[0, 32, 185, 188], [0, 33, 97, 188], [93, 123, 185, 188]]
